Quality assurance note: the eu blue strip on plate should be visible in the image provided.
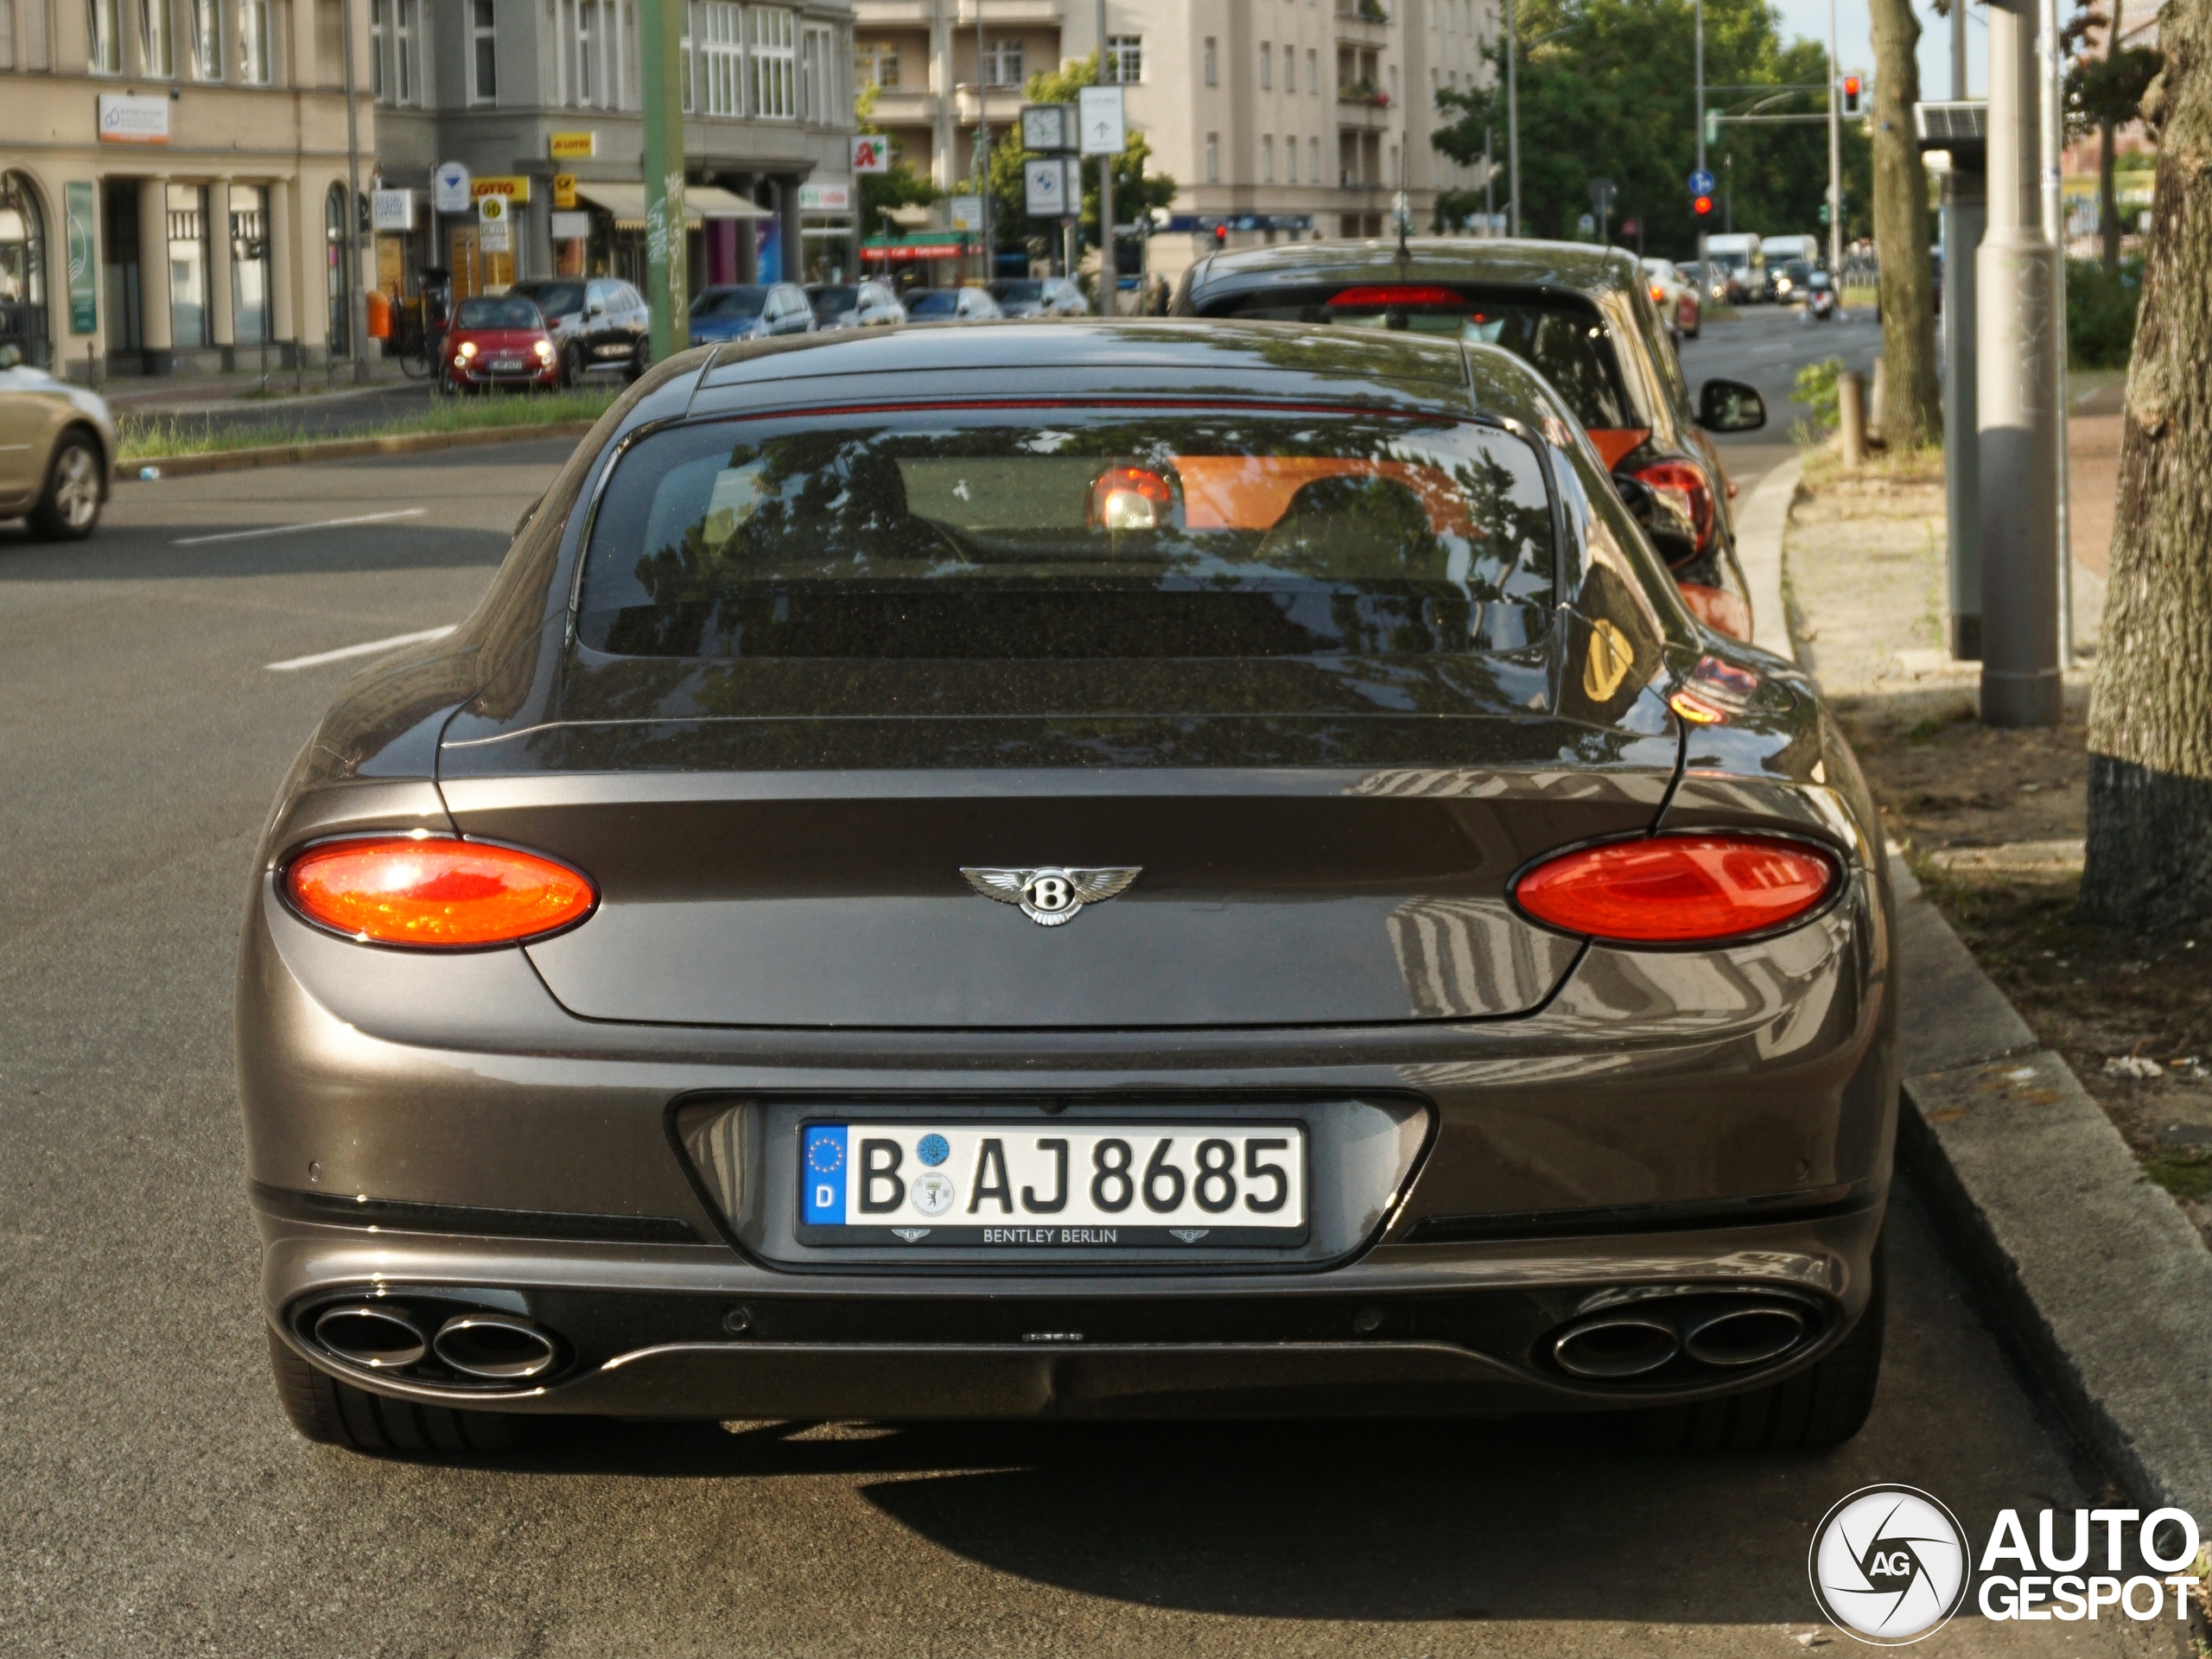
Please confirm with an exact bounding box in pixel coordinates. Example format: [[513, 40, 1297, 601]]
[[802, 1125, 849, 1224]]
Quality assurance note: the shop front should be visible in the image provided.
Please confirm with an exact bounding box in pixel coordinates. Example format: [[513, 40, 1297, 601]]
[[860, 230, 983, 291], [567, 184, 772, 295]]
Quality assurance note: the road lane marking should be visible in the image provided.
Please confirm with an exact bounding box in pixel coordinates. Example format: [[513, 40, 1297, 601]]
[[266, 626, 456, 672], [175, 508, 426, 545]]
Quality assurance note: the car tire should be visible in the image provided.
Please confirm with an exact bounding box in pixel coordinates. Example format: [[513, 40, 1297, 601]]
[[626, 337, 650, 383], [1635, 1236, 1885, 1452], [29, 431, 104, 541], [561, 342, 585, 389], [267, 1325, 533, 1455]]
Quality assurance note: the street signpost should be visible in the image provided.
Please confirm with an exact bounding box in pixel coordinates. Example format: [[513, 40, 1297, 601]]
[[431, 162, 472, 214], [1588, 177, 1615, 245], [1080, 84, 1124, 313], [476, 194, 512, 255], [1689, 167, 1715, 196]]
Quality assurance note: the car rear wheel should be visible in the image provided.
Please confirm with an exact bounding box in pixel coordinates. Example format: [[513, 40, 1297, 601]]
[[626, 337, 650, 383], [267, 1325, 533, 1455], [561, 341, 585, 388], [1634, 1236, 1885, 1452], [29, 432, 103, 540]]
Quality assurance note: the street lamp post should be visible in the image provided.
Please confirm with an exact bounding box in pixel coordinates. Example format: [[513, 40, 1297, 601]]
[[1505, 0, 1519, 236], [1827, 0, 1843, 276]]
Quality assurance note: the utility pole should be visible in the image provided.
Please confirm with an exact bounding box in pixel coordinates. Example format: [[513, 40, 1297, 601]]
[[1827, 0, 1843, 275], [1097, 0, 1116, 311], [1505, 0, 1520, 235], [1978, 0, 2063, 725], [340, 0, 368, 384], [976, 0, 992, 281], [639, 0, 687, 361], [1695, 0, 1708, 301]]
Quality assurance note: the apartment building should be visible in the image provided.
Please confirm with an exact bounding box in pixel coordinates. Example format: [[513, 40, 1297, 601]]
[[0, 0, 380, 377], [371, 0, 860, 296], [849, 0, 1495, 288]]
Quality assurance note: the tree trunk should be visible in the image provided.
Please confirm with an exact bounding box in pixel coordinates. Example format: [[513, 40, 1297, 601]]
[[2078, 4, 2212, 931], [1867, 0, 1942, 448], [2100, 116, 2121, 273]]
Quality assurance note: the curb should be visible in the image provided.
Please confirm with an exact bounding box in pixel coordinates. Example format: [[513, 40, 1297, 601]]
[[115, 418, 600, 482], [1732, 455, 1801, 660], [1751, 480, 2212, 1519], [1890, 854, 2212, 1522]]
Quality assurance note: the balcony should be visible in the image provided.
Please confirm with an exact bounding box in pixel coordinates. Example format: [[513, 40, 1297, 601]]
[[1333, 2, 1391, 44], [1337, 86, 1394, 128], [951, 84, 1029, 124], [867, 88, 943, 126]]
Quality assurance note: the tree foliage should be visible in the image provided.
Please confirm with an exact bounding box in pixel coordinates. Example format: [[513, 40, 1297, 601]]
[[1428, 0, 1870, 257], [982, 53, 1179, 253]]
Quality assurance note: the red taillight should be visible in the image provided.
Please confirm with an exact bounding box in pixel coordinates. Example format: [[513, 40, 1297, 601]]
[[285, 836, 596, 947], [1513, 836, 1840, 944], [1325, 285, 1465, 308], [1635, 460, 1717, 552], [1089, 465, 1174, 531]]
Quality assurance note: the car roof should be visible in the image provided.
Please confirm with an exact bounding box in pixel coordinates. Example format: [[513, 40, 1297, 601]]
[[684, 318, 1563, 428], [1183, 236, 1648, 307]]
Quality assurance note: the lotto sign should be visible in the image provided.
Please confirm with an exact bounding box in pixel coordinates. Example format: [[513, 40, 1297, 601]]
[[851, 135, 890, 174]]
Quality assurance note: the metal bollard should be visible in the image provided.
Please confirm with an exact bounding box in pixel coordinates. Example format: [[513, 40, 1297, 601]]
[[1838, 371, 1867, 469]]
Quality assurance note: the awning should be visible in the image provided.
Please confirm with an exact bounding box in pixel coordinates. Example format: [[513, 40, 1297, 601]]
[[576, 182, 771, 229]]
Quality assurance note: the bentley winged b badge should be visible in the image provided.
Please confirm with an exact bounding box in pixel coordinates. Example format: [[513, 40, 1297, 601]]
[[960, 866, 1142, 926]]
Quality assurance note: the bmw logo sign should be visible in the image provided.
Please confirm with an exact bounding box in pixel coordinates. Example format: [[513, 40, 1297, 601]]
[[1808, 1485, 1970, 1644]]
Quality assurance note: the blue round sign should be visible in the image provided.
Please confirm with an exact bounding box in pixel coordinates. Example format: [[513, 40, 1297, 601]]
[[1688, 168, 1716, 197]]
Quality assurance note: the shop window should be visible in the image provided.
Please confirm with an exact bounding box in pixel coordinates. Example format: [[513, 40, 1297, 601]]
[[189, 0, 220, 77], [228, 183, 269, 345], [1103, 33, 1140, 84], [236, 0, 269, 82], [88, 0, 122, 72], [0, 172, 50, 366], [168, 182, 207, 349], [471, 0, 496, 101], [752, 6, 794, 118]]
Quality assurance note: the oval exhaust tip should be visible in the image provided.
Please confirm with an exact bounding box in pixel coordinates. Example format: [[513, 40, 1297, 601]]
[[432, 1313, 558, 1381], [1682, 1304, 1808, 1369], [1552, 1315, 1680, 1379], [313, 1304, 428, 1370]]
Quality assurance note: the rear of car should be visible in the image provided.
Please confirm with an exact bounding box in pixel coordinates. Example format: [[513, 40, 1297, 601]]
[[808, 282, 905, 329], [242, 322, 1892, 1455], [1641, 257, 1701, 339], [440, 296, 559, 391], [906, 286, 1005, 321], [1173, 239, 1764, 640], [511, 278, 652, 384]]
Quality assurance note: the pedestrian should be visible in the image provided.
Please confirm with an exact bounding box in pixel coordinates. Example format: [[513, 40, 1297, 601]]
[[1147, 273, 1170, 315]]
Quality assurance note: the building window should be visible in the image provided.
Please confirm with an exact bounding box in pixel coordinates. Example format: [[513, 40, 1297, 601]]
[[696, 0, 741, 113], [1257, 40, 1268, 88], [188, 0, 219, 76], [1283, 43, 1294, 91], [1205, 130, 1217, 183], [367, 0, 384, 96], [1261, 134, 1274, 183], [1201, 35, 1214, 86], [1309, 135, 1319, 181], [1284, 136, 1296, 183], [235, 0, 268, 81], [856, 40, 896, 88], [982, 34, 1020, 86], [470, 0, 495, 100], [575, 0, 593, 103], [751, 6, 794, 117], [88, 0, 121, 70], [137, 0, 172, 74], [390, 0, 410, 99], [1306, 48, 1317, 93], [1103, 33, 1140, 83], [679, 0, 692, 109], [801, 21, 831, 118]]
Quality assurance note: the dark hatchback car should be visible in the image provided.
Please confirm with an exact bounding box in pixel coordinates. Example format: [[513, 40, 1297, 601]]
[[506, 277, 653, 385], [244, 322, 1893, 1456], [1174, 239, 1768, 641]]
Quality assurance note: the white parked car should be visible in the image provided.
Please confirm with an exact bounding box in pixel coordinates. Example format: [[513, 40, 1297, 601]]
[[1642, 258, 1702, 340]]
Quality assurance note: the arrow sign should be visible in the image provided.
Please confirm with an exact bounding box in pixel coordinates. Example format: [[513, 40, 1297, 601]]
[[1078, 86, 1125, 156], [1688, 167, 1715, 196]]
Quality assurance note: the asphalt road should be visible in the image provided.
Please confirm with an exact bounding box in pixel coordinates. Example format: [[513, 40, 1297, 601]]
[[0, 353, 2172, 1658]]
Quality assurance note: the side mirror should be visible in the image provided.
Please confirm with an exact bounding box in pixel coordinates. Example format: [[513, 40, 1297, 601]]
[[586, 298, 605, 317], [1698, 378, 1766, 433]]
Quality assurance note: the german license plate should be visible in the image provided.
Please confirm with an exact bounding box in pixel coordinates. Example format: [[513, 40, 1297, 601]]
[[491, 356, 524, 371], [798, 1123, 1308, 1248]]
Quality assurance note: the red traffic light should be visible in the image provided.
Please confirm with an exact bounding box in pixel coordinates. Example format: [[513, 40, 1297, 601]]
[[1213, 224, 1228, 245], [1842, 74, 1861, 97], [1692, 194, 1713, 217]]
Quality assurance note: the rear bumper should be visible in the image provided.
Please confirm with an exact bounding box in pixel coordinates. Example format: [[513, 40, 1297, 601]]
[[257, 1196, 1885, 1419]]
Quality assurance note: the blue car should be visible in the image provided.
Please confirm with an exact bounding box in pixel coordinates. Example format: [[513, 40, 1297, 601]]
[[687, 283, 817, 346]]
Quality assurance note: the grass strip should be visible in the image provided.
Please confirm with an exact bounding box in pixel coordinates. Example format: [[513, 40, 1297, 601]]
[[116, 387, 620, 461]]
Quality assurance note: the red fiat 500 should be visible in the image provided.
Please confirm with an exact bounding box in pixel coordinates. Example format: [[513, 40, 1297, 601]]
[[441, 295, 560, 392]]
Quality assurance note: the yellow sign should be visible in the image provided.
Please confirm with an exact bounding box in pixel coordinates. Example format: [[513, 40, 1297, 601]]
[[553, 173, 577, 210], [550, 131, 598, 161], [470, 175, 531, 203]]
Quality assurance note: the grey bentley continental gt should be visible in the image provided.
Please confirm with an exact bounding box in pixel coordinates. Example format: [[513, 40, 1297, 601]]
[[241, 321, 1895, 1456]]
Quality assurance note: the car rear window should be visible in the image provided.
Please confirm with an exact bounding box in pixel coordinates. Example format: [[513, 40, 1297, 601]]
[[1198, 285, 1637, 432], [454, 296, 542, 330], [514, 282, 584, 318], [811, 286, 860, 312], [575, 403, 1554, 662], [695, 287, 769, 317]]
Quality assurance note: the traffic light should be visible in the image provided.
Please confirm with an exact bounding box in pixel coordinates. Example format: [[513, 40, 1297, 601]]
[[1705, 108, 1720, 145], [1840, 73, 1864, 118], [1818, 200, 1831, 226], [1213, 223, 1229, 248], [1693, 194, 1713, 219]]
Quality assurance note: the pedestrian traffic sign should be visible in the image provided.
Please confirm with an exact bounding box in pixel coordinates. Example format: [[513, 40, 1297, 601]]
[[1688, 168, 1715, 197]]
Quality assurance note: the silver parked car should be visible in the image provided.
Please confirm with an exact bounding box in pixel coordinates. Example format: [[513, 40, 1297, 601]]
[[900, 286, 1005, 321], [987, 276, 1090, 318], [807, 280, 906, 330], [0, 344, 115, 540]]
